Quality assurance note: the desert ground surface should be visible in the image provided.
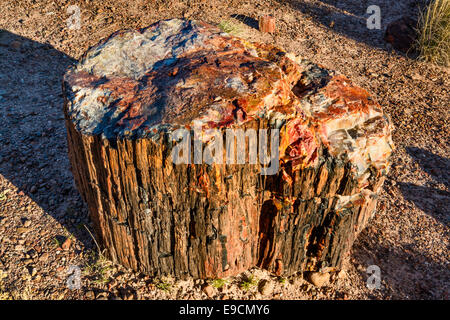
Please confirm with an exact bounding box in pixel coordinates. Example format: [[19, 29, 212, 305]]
[[0, 0, 448, 300]]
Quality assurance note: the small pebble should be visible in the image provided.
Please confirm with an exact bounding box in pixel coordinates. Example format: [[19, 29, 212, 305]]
[[307, 272, 330, 288], [85, 290, 95, 300], [201, 284, 215, 298], [258, 279, 273, 296]]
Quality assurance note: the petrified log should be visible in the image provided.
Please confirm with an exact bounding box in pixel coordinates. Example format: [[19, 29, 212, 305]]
[[259, 15, 276, 33], [63, 19, 394, 279]]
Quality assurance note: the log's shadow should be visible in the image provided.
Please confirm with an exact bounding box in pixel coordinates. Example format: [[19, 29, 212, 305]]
[[0, 30, 94, 249], [353, 233, 450, 299], [399, 183, 450, 227], [406, 147, 450, 188], [398, 147, 450, 227], [230, 14, 259, 30], [354, 146, 450, 298], [276, 0, 422, 51]]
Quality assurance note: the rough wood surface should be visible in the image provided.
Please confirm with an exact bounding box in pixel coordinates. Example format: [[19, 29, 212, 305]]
[[259, 15, 276, 33], [63, 19, 394, 279]]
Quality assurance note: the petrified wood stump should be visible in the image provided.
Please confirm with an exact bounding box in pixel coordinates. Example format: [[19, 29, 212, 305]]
[[63, 19, 394, 279]]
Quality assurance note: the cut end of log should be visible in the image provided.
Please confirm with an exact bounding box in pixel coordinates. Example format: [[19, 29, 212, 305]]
[[63, 18, 394, 279]]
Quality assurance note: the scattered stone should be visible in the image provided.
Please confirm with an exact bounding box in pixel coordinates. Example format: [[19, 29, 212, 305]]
[[123, 292, 134, 300], [27, 249, 38, 258], [194, 279, 203, 286], [85, 290, 95, 300], [17, 227, 29, 234], [28, 266, 37, 277], [0, 270, 7, 281], [9, 40, 21, 49], [61, 238, 72, 250], [201, 284, 215, 298], [411, 73, 424, 81], [306, 272, 330, 288], [385, 16, 417, 53], [337, 270, 346, 279], [96, 292, 108, 300], [258, 279, 273, 296], [38, 253, 49, 262], [356, 264, 365, 272]]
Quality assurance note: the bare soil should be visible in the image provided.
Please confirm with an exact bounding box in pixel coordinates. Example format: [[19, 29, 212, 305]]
[[0, 0, 448, 300]]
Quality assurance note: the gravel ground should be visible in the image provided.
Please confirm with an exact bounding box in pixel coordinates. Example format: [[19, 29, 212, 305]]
[[0, 0, 448, 300]]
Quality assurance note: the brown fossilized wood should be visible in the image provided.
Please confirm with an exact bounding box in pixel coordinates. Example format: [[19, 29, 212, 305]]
[[259, 15, 276, 33], [63, 19, 394, 279]]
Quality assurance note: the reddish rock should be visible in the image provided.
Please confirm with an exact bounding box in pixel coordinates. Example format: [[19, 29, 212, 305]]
[[385, 16, 418, 53], [61, 238, 72, 250], [259, 15, 276, 33], [201, 284, 215, 298], [9, 40, 21, 49], [63, 19, 394, 279]]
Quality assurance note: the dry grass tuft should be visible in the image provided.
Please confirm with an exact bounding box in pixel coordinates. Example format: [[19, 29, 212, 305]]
[[416, 0, 450, 67]]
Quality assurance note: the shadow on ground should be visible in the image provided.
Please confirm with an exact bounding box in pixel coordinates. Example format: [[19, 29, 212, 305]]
[[351, 146, 450, 298], [0, 30, 94, 248], [353, 233, 450, 299], [276, 0, 424, 51], [231, 14, 259, 29], [398, 147, 450, 227], [406, 147, 449, 188]]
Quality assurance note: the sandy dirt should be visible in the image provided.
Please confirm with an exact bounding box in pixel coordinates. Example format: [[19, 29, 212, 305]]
[[0, 0, 448, 300]]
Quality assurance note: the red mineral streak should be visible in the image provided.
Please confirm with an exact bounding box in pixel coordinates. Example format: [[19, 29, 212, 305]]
[[314, 75, 374, 121], [281, 118, 318, 169]]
